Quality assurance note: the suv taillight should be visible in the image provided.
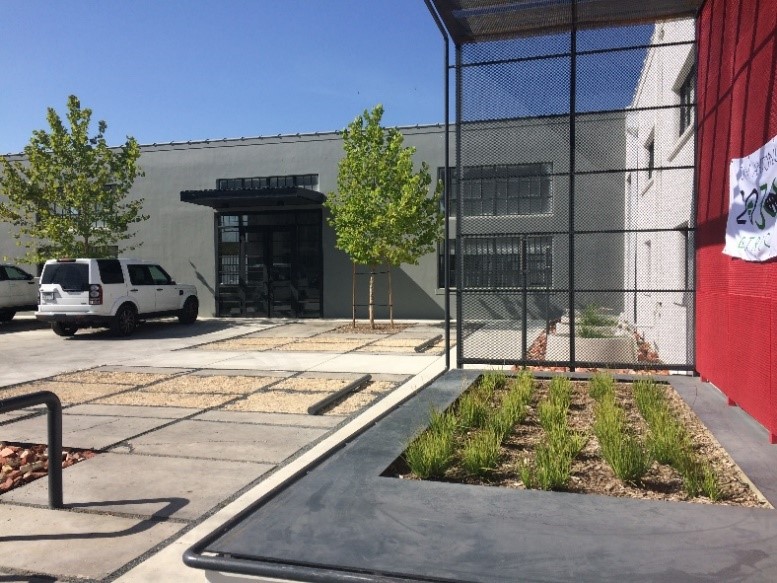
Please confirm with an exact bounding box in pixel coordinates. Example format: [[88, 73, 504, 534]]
[[88, 284, 103, 305]]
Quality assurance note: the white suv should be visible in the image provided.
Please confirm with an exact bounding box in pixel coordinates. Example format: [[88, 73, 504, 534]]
[[0, 264, 40, 322], [36, 258, 199, 337]]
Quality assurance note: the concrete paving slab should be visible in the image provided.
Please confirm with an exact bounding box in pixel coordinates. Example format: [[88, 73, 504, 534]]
[[0, 408, 41, 424], [125, 419, 330, 463], [0, 505, 184, 580], [195, 410, 345, 428], [310, 352, 440, 374], [117, 357, 448, 583], [63, 403, 200, 419], [191, 351, 338, 371], [246, 322, 341, 338], [2, 453, 273, 521], [2, 413, 175, 450], [120, 351, 257, 369]]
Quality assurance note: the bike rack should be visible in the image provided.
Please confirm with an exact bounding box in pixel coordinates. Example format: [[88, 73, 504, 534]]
[[0, 391, 63, 508]]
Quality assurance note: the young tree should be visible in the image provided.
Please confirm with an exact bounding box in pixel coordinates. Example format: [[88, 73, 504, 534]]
[[381, 138, 444, 325], [325, 104, 443, 328], [0, 95, 147, 263]]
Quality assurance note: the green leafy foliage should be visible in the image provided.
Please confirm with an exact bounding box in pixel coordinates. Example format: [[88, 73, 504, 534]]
[[404, 429, 454, 479], [579, 303, 617, 327], [632, 378, 723, 499], [456, 390, 491, 431], [589, 372, 616, 402], [324, 104, 443, 326], [0, 95, 147, 262], [461, 429, 501, 477], [404, 408, 456, 479], [593, 395, 650, 484]]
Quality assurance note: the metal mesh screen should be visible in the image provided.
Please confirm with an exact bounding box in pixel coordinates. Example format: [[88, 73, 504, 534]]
[[455, 19, 696, 371]]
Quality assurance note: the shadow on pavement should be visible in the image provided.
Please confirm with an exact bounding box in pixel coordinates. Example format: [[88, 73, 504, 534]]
[[0, 497, 189, 543], [55, 318, 278, 341], [0, 318, 48, 334]]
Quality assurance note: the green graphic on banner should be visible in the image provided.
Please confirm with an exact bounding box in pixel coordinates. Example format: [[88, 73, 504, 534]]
[[724, 134, 777, 261]]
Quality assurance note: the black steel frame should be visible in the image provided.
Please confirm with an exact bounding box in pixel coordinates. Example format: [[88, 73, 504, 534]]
[[428, 3, 698, 372]]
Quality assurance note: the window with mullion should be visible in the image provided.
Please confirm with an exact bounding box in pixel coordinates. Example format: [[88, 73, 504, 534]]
[[678, 66, 695, 136], [440, 163, 552, 217]]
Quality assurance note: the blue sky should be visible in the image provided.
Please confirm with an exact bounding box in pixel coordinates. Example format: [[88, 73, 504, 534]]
[[0, 1, 447, 154]]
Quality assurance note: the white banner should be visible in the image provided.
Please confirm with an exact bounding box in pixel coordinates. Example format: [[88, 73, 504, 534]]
[[724, 133, 777, 261]]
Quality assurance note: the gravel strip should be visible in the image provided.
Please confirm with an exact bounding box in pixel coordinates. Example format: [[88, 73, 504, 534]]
[[96, 391, 235, 409], [145, 375, 276, 395], [2, 381, 130, 405], [51, 371, 171, 385]]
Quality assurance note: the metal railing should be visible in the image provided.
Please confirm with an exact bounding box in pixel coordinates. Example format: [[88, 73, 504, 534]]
[[0, 391, 63, 508]]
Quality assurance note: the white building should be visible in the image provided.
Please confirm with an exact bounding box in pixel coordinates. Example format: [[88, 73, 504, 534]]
[[624, 19, 696, 365]]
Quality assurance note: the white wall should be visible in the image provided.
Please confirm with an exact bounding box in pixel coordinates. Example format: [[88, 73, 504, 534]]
[[624, 18, 696, 365]]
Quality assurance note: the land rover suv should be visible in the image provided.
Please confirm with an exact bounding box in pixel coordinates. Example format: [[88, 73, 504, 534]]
[[36, 258, 199, 337], [0, 263, 39, 322]]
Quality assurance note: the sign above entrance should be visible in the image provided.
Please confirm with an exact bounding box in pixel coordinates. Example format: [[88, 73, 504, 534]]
[[724, 133, 777, 262]]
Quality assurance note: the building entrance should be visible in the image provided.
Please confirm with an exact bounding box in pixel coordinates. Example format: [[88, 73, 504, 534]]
[[217, 210, 322, 318]]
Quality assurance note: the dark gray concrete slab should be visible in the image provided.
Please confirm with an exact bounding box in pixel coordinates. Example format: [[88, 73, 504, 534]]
[[0, 505, 183, 580], [3, 452, 272, 520], [126, 418, 330, 463], [187, 370, 777, 583], [1, 412, 175, 450]]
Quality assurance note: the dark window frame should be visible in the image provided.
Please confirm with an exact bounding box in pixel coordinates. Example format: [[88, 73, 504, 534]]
[[678, 66, 695, 136], [438, 235, 553, 289], [216, 174, 319, 191], [438, 163, 553, 217], [646, 139, 655, 179]]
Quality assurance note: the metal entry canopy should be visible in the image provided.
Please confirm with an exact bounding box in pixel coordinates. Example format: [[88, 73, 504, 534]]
[[180, 187, 325, 210]]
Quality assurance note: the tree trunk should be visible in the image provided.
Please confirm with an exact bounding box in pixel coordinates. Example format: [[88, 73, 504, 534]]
[[368, 265, 375, 329], [388, 266, 394, 327], [352, 262, 356, 328]]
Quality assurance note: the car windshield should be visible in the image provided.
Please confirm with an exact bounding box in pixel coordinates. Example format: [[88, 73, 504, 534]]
[[41, 263, 89, 291]]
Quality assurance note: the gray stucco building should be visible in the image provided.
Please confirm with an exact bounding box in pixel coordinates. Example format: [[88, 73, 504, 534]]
[[1, 114, 626, 324]]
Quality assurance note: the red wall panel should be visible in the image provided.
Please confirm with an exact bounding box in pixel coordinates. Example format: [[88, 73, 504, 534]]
[[696, 0, 777, 441]]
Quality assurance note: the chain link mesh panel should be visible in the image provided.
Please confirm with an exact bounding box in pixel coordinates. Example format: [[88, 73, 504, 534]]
[[456, 19, 696, 371]]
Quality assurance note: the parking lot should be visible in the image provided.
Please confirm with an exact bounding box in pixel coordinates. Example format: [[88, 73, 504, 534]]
[[0, 314, 449, 581]]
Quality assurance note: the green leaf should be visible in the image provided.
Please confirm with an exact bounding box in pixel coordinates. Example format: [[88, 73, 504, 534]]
[[0, 95, 146, 263]]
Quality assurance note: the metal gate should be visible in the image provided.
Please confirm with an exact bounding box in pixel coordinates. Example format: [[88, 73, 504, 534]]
[[429, 3, 698, 371]]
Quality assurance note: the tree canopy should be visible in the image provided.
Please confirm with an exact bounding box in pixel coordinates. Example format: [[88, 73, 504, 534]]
[[325, 104, 443, 326], [0, 95, 146, 262]]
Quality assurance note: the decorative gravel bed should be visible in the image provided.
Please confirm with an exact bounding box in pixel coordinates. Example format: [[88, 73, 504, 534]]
[[146, 375, 275, 395], [387, 374, 771, 508], [1, 381, 130, 405], [0, 442, 96, 494]]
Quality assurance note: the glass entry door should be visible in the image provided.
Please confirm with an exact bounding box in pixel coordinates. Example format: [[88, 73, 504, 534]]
[[217, 211, 322, 318], [244, 227, 294, 318]]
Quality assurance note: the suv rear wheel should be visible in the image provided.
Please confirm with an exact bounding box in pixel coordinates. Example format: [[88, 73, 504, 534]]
[[52, 322, 79, 337], [111, 303, 138, 337], [0, 310, 15, 322], [178, 297, 199, 324]]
